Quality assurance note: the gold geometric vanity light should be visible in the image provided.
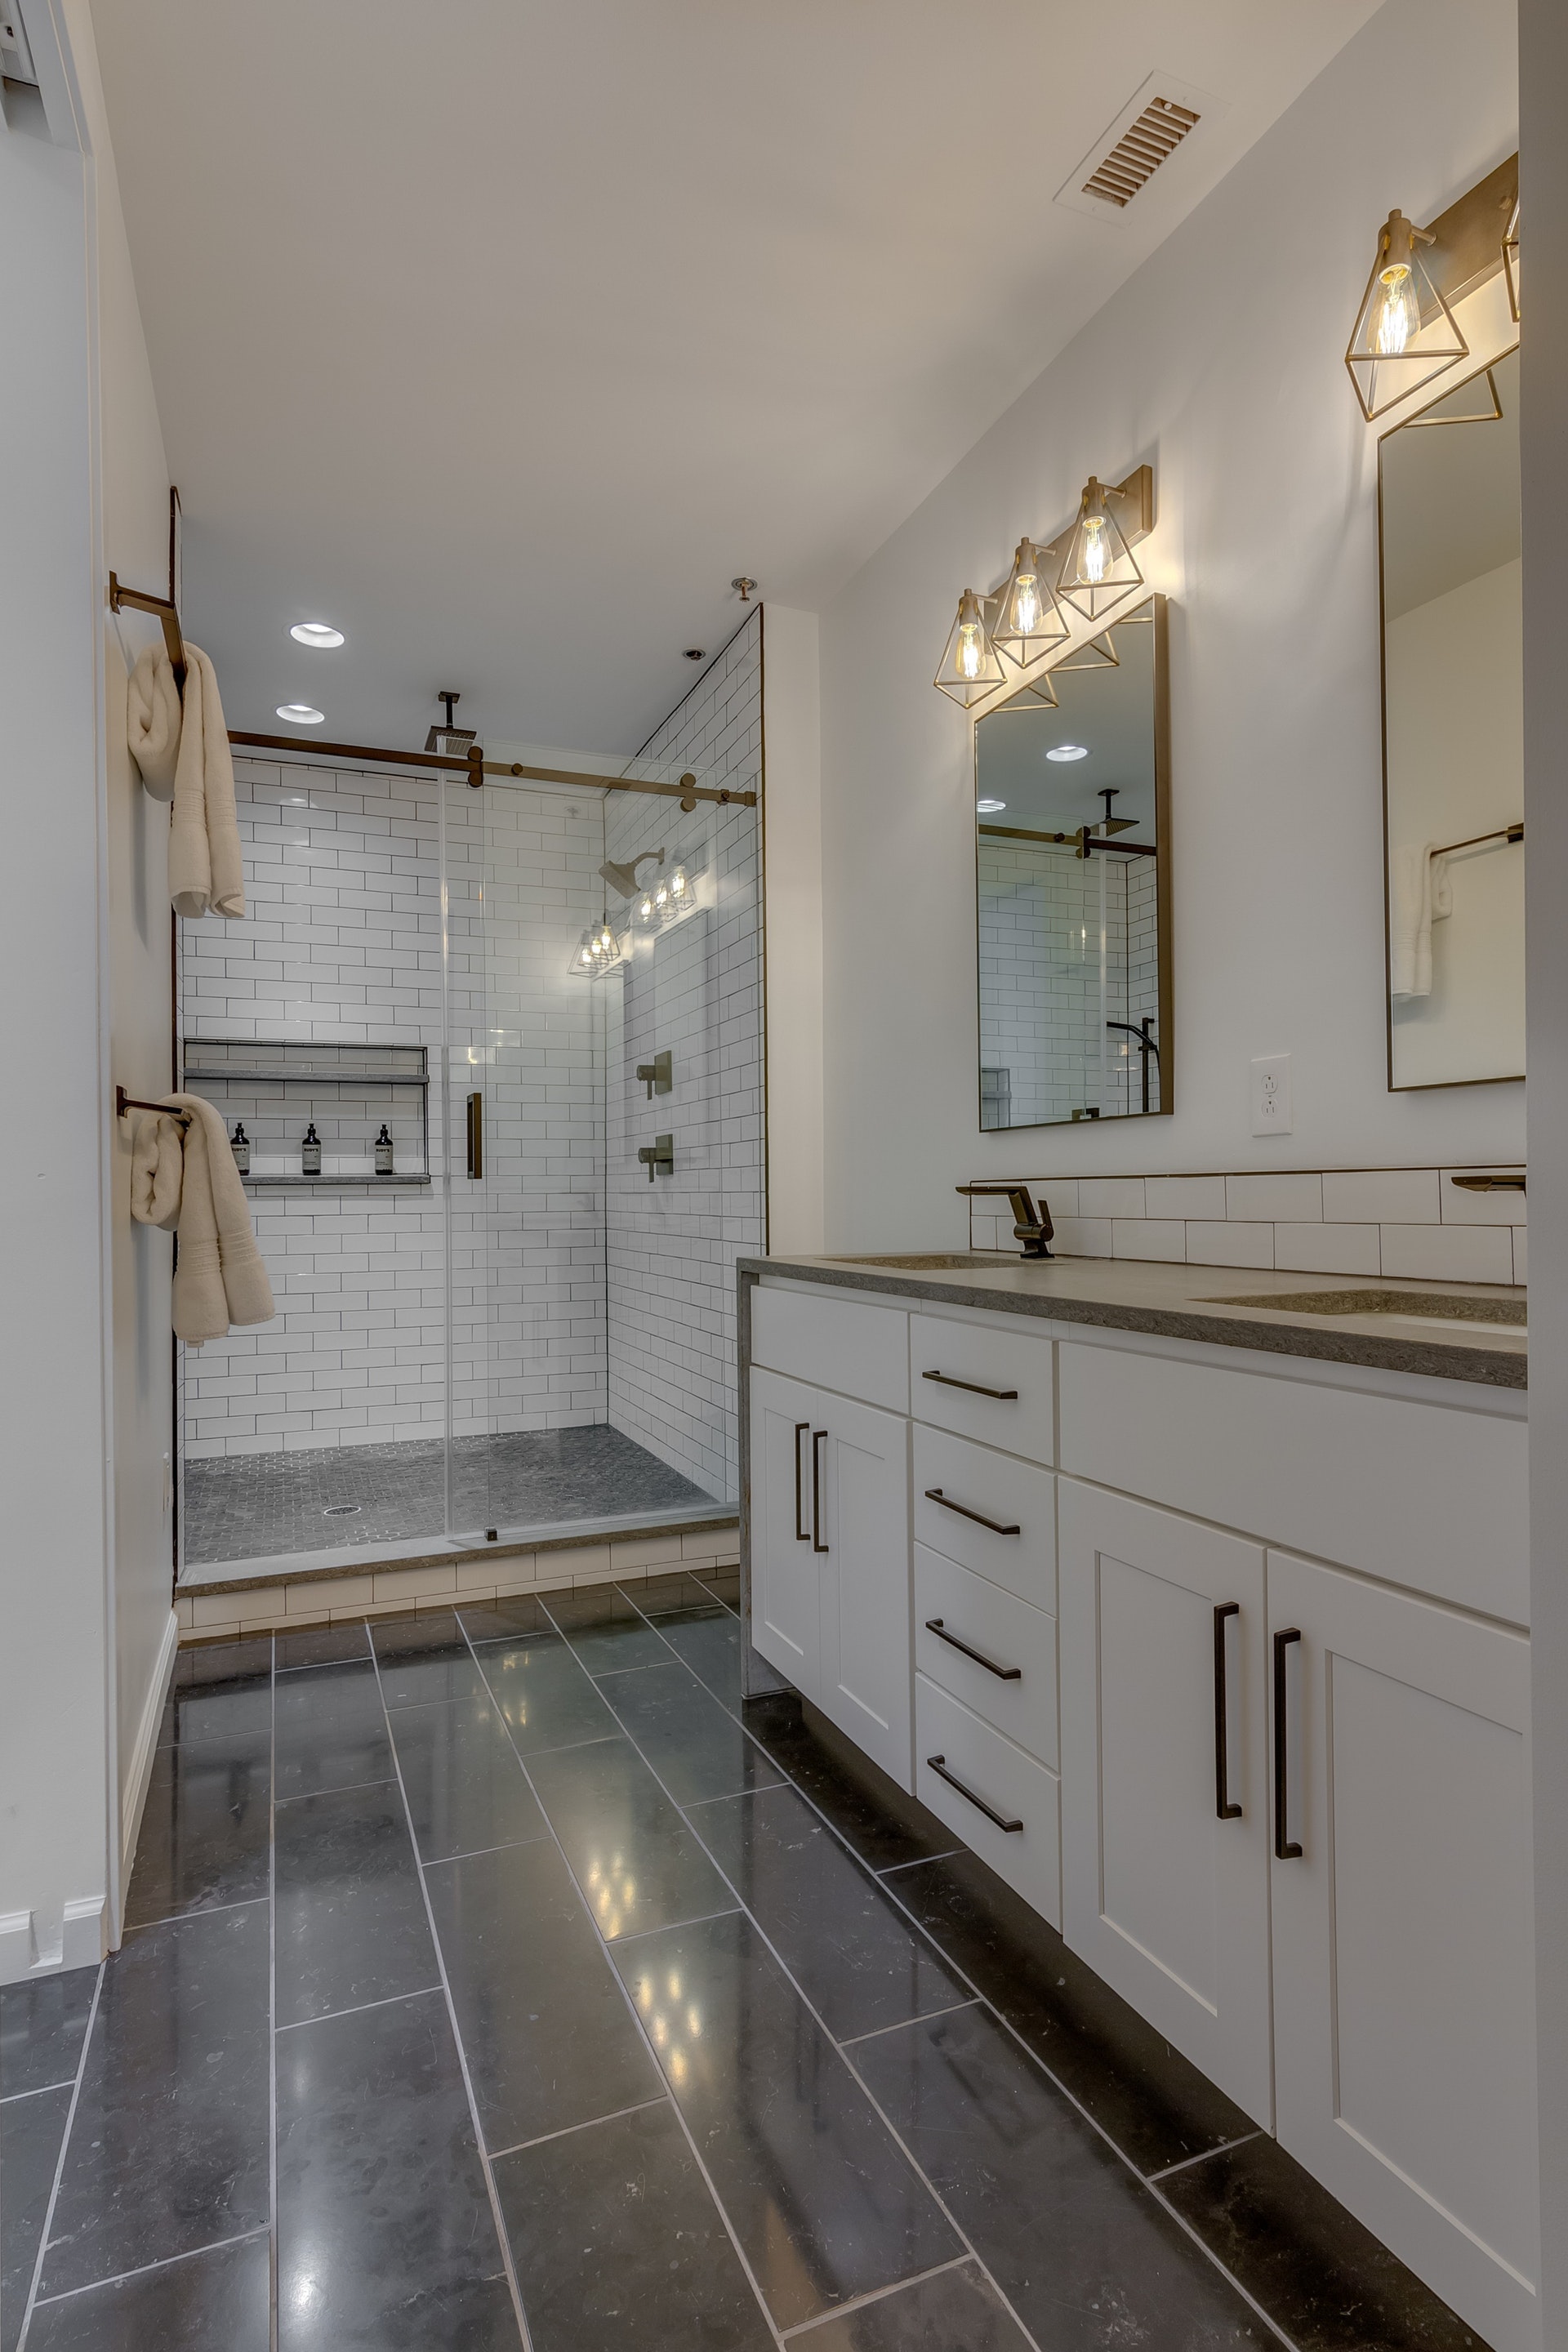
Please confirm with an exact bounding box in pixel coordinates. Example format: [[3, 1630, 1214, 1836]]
[[1054, 474, 1149, 621], [1346, 208, 1468, 421], [1503, 197, 1521, 323], [989, 537, 1070, 669], [934, 589, 1006, 706]]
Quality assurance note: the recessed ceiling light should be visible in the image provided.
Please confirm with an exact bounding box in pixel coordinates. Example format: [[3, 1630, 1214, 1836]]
[[977, 798, 1007, 813], [290, 621, 345, 649], [276, 703, 325, 725], [1046, 743, 1089, 761]]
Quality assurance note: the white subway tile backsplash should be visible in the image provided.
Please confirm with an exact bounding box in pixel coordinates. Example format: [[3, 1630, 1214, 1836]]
[[1379, 1223, 1515, 1285], [1514, 1228, 1528, 1285], [1112, 1219, 1187, 1263], [1143, 1175, 1227, 1220], [1226, 1173, 1323, 1223], [1185, 1221, 1276, 1270], [1050, 1217, 1114, 1258], [1322, 1169, 1440, 1226], [1273, 1223, 1381, 1277], [1079, 1178, 1146, 1220]]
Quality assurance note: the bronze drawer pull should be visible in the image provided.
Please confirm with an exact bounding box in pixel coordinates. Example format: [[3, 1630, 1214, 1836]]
[[924, 1618, 1022, 1682], [922, 1370, 1019, 1401], [926, 1754, 1023, 1833], [924, 1487, 1021, 1537]]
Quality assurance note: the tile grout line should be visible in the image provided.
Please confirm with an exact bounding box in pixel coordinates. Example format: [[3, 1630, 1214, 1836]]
[[484, 2096, 670, 2164], [13, 1958, 105, 2352], [366, 1639, 536, 2352], [466, 1611, 791, 2352], [28, 2226, 271, 2310], [123, 1893, 270, 1936], [268, 1631, 279, 2352], [0, 2078, 82, 2106], [875, 1848, 964, 1877], [275, 1984, 447, 2034], [778, 2253, 978, 2339], [1144, 2129, 1264, 2184], [604, 1590, 1303, 2352], [839, 1998, 981, 2050], [542, 1594, 1046, 2352], [605, 1904, 744, 1949]]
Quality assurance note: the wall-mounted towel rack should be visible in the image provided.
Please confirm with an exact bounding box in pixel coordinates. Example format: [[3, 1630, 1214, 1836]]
[[109, 487, 186, 684], [1434, 821, 1523, 856], [116, 1087, 190, 1124]]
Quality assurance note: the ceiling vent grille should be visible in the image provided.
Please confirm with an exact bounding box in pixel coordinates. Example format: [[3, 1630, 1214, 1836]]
[[1081, 96, 1200, 208]]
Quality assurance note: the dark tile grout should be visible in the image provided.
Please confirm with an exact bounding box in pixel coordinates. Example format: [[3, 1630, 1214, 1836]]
[[14, 1960, 105, 2352], [523, 1588, 1042, 2352]]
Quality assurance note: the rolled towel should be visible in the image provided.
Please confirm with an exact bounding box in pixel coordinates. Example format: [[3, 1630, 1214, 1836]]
[[169, 644, 245, 920], [1389, 842, 1452, 1000], [130, 1108, 184, 1232], [126, 643, 182, 799]]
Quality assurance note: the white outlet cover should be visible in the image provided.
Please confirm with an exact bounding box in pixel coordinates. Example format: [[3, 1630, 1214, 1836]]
[[1250, 1053, 1293, 1137]]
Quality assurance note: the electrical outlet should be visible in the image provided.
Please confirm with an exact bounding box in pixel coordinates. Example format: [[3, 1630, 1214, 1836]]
[[1250, 1054, 1293, 1137]]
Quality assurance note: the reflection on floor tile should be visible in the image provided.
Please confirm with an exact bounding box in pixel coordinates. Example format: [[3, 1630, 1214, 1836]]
[[633, 1572, 732, 1619], [370, 1611, 487, 1710], [276, 1989, 519, 2350], [0, 1969, 96, 2100], [595, 1660, 783, 1806], [1159, 2130, 1481, 2351], [542, 1588, 673, 1677], [123, 1728, 272, 1928], [389, 1695, 549, 1864], [160, 1642, 273, 1747], [888, 1846, 1252, 2176], [425, 1841, 662, 2154], [741, 1694, 953, 1873], [493, 2100, 773, 2352], [794, 2261, 1033, 2352], [526, 1738, 734, 1940], [614, 1911, 961, 2331], [274, 1661, 394, 1800], [473, 1633, 620, 1757], [274, 1781, 434, 2027], [855, 2003, 1260, 2347], [458, 1595, 555, 1645], [650, 1609, 742, 1706], [39, 1904, 270, 2298], [26, 2232, 271, 2352], [276, 1622, 370, 1672], [692, 1782, 969, 2042], [1, 2082, 72, 2352]]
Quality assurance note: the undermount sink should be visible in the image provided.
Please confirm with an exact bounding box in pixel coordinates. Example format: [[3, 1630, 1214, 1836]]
[[1204, 1287, 1526, 1338], [826, 1252, 1019, 1271]]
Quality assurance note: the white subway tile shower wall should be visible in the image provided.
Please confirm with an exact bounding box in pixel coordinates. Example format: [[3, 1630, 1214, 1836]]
[[603, 616, 765, 1501], [179, 759, 608, 1457], [962, 1162, 1526, 1286]]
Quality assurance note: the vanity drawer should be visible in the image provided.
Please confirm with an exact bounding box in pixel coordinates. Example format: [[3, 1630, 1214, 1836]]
[[751, 1283, 909, 1414], [915, 1543, 1058, 1767], [910, 1312, 1054, 1463], [913, 1424, 1056, 1609], [915, 1674, 1061, 1927]]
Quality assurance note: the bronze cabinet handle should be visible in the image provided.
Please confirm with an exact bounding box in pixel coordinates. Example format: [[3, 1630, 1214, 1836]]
[[1273, 1628, 1303, 1860], [924, 1618, 1021, 1682], [812, 1430, 829, 1553], [793, 1423, 809, 1543], [1214, 1603, 1241, 1820], [926, 1754, 1023, 1833], [921, 1370, 1020, 1401], [923, 1487, 1021, 1537]]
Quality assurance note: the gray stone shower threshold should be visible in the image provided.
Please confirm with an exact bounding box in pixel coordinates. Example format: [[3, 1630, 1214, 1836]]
[[181, 1423, 722, 1575]]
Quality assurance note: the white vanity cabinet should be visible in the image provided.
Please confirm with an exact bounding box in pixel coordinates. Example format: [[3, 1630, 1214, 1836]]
[[744, 1274, 1536, 2351], [1267, 1550, 1538, 2352]]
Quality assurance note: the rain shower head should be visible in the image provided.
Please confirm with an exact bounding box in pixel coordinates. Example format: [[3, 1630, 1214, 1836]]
[[599, 848, 665, 900]]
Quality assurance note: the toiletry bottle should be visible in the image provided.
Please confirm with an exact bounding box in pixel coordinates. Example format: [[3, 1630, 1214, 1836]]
[[375, 1123, 394, 1176], [230, 1120, 250, 1175], [301, 1122, 322, 1176]]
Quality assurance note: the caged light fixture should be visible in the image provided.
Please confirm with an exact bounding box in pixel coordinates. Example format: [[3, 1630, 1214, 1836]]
[[933, 590, 1005, 706], [990, 537, 1069, 670], [1055, 477, 1144, 621], [570, 915, 622, 978], [1344, 207, 1468, 421]]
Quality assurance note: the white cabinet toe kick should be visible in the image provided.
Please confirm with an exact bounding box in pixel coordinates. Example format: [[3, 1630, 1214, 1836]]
[[742, 1271, 1537, 2352]]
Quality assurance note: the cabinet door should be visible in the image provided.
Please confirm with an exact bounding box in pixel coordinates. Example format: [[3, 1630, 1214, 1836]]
[[815, 1392, 913, 1790], [1059, 1481, 1272, 2124], [749, 1367, 822, 1699], [1269, 1552, 1539, 2352]]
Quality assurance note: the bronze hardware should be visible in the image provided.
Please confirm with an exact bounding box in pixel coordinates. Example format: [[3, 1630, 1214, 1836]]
[[637, 1134, 675, 1182], [1450, 1173, 1526, 1192], [636, 1051, 673, 1099]]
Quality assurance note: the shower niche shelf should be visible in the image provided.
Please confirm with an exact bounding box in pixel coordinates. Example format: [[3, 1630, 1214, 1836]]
[[181, 1037, 431, 1187]]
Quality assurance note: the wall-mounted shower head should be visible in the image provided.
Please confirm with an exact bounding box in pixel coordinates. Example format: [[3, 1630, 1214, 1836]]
[[599, 848, 665, 900]]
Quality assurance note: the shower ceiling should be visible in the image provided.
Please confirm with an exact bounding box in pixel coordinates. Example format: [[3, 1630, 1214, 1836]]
[[91, 0, 1380, 754]]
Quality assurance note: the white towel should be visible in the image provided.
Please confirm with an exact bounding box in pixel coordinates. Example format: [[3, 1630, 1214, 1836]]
[[1389, 842, 1452, 1000], [126, 644, 182, 800], [129, 1094, 275, 1344], [168, 644, 246, 920]]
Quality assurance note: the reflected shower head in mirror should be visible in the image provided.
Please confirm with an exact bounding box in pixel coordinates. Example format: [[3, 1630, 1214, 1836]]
[[599, 848, 665, 899]]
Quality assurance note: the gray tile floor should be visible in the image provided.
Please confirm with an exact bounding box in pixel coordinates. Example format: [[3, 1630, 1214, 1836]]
[[181, 1425, 715, 1565], [0, 1570, 1486, 2352]]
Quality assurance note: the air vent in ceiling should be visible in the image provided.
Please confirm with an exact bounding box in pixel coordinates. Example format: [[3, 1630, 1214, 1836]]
[[1055, 74, 1219, 222], [1081, 97, 1200, 208]]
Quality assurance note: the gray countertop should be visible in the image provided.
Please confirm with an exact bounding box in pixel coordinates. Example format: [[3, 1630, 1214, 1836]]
[[738, 1251, 1527, 1391]]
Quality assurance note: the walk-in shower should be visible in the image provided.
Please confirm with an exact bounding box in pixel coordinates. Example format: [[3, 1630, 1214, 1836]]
[[176, 622, 764, 1578]]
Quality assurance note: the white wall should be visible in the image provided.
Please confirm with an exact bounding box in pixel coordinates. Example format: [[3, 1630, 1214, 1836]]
[[0, 0, 172, 1978], [816, 0, 1521, 1253], [760, 604, 824, 1255]]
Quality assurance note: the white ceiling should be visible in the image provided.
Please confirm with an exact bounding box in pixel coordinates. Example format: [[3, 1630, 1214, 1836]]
[[91, 0, 1384, 755]]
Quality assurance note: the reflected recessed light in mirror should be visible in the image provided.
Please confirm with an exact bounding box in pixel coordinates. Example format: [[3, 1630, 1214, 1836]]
[[977, 799, 1007, 813], [290, 621, 345, 648], [1046, 744, 1089, 761], [276, 703, 325, 724]]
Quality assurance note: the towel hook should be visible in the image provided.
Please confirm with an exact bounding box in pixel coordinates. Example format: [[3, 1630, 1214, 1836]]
[[115, 1087, 191, 1124]]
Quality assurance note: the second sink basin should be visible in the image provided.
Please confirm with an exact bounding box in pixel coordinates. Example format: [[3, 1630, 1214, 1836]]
[[1204, 1287, 1526, 1338]]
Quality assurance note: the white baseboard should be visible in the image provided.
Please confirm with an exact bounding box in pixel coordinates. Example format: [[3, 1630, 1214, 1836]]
[[0, 1895, 109, 1985], [118, 1606, 179, 1931]]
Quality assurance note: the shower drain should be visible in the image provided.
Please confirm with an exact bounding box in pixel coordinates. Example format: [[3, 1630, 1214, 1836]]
[[322, 1503, 363, 1517]]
